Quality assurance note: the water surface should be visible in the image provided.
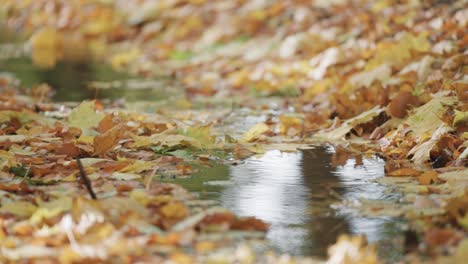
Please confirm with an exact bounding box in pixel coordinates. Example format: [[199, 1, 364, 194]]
[[181, 146, 405, 260]]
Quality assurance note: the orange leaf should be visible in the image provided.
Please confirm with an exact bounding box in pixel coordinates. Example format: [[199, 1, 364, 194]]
[[232, 217, 269, 232], [387, 168, 421, 177], [93, 123, 126, 155], [96, 114, 118, 133], [418, 171, 439, 185]]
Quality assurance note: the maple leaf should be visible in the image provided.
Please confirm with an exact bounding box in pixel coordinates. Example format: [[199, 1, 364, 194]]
[[68, 101, 105, 136], [241, 122, 269, 142], [405, 95, 456, 139], [93, 123, 127, 155]]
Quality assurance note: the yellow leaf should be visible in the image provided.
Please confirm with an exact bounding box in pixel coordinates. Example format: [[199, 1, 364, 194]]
[[0, 201, 37, 217], [30, 197, 72, 225], [365, 32, 430, 70], [453, 110, 468, 126], [110, 48, 141, 70], [68, 101, 105, 136], [278, 115, 302, 135], [314, 106, 383, 141], [405, 95, 456, 139], [160, 202, 188, 219], [241, 123, 269, 142], [181, 125, 216, 148]]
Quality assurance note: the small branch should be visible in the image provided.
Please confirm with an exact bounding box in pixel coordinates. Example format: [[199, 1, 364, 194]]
[[76, 158, 97, 200]]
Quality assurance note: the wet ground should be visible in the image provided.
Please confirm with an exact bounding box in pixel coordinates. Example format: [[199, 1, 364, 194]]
[[0, 53, 406, 261]]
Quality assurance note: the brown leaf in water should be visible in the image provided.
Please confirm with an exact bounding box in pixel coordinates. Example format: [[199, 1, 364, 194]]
[[232, 217, 269, 232]]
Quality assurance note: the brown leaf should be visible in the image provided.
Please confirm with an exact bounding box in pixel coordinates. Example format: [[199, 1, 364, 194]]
[[93, 123, 126, 155], [0, 182, 33, 194], [96, 114, 119, 133], [54, 142, 81, 157], [424, 228, 462, 249], [232, 217, 269, 232], [388, 91, 419, 118]]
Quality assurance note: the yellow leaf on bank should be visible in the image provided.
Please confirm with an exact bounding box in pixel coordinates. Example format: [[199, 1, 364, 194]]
[[241, 123, 269, 142], [182, 125, 216, 148], [0, 201, 37, 217], [278, 115, 302, 135], [314, 106, 384, 141], [365, 32, 430, 70], [304, 79, 333, 99]]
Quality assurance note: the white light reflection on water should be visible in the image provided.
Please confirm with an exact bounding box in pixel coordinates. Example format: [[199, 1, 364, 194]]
[[221, 146, 403, 257], [222, 150, 309, 253]]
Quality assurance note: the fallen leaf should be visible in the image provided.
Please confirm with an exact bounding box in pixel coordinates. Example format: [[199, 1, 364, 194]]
[[314, 106, 384, 140], [68, 101, 105, 136], [387, 168, 421, 177], [418, 171, 439, 185], [241, 122, 270, 142], [93, 123, 126, 155]]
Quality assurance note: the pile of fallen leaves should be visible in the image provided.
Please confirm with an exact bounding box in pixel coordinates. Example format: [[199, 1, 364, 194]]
[[1, 0, 467, 262]]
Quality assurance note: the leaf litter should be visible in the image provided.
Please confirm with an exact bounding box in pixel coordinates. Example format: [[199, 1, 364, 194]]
[[0, 0, 467, 263]]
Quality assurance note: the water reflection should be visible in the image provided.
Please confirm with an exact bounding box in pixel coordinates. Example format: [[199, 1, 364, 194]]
[[0, 57, 178, 102], [222, 146, 403, 258]]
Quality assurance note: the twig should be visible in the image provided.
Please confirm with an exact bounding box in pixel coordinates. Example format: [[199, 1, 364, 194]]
[[76, 158, 97, 200]]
